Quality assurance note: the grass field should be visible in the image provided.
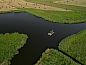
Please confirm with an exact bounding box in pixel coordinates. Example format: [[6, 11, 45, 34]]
[[22, 8, 86, 23], [59, 30, 86, 65], [35, 49, 80, 65], [0, 33, 28, 65], [23, 0, 86, 23]]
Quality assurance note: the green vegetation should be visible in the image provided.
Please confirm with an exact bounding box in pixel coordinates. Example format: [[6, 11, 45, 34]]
[[0, 0, 86, 23], [23, 0, 86, 23], [36, 29, 86, 65], [0, 33, 28, 65], [35, 49, 80, 65], [59, 30, 86, 65], [22, 8, 86, 23]]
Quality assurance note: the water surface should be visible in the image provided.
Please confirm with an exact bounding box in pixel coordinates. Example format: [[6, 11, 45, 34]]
[[0, 12, 86, 65]]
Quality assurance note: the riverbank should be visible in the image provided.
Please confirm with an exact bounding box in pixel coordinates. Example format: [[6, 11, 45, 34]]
[[0, 33, 28, 65], [59, 30, 86, 65], [21, 8, 86, 24], [35, 49, 80, 65], [0, 12, 86, 65], [36, 30, 86, 65], [0, 0, 86, 23], [24, 0, 86, 24]]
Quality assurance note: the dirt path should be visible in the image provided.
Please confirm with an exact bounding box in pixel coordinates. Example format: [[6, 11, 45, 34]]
[[0, 0, 71, 12]]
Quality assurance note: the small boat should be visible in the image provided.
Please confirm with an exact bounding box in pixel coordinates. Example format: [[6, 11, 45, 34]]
[[48, 30, 54, 36]]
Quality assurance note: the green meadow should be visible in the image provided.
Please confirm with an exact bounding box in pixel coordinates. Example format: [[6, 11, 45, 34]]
[[59, 30, 86, 65], [22, 8, 86, 23]]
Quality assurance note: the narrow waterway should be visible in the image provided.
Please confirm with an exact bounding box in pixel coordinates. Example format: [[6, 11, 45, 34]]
[[0, 12, 86, 65]]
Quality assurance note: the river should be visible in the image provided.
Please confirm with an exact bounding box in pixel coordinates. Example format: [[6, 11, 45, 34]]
[[0, 12, 86, 65]]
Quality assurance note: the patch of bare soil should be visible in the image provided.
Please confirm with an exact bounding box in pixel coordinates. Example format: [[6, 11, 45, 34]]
[[0, 0, 71, 12]]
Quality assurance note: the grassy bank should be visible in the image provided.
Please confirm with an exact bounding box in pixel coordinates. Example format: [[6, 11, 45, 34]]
[[24, 0, 86, 24], [59, 30, 86, 65], [35, 49, 80, 65], [0, 0, 86, 23], [0, 33, 28, 65], [0, 0, 86, 24], [2, 7, 86, 24], [36, 29, 86, 65], [22, 8, 86, 24]]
